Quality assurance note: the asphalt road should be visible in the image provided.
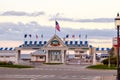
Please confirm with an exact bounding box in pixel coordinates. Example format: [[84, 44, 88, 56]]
[[0, 64, 116, 80]]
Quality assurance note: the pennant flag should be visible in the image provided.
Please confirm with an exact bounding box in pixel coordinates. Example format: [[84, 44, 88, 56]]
[[66, 34, 69, 38], [24, 34, 27, 38], [41, 34, 43, 38], [79, 34, 81, 38], [29, 34, 32, 38], [55, 21, 60, 32], [85, 34, 87, 39], [36, 34, 38, 39], [72, 35, 75, 38]]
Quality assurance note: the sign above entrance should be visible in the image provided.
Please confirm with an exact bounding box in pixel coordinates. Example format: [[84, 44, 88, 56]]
[[50, 40, 60, 46]]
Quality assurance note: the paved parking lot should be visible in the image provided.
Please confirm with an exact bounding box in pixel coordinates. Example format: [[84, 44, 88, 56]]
[[0, 64, 116, 80]]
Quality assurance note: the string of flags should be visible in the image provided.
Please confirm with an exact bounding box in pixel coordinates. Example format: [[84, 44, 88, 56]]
[[24, 21, 88, 40], [55, 21, 87, 39], [55, 21, 88, 39], [24, 34, 43, 39], [65, 34, 88, 39]]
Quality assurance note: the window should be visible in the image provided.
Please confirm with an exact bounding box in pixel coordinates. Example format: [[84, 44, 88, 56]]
[[0, 56, 4, 58], [39, 56, 43, 59], [79, 51, 84, 53], [6, 56, 10, 58]]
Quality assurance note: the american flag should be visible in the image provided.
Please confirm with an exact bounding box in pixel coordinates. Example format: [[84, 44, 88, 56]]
[[36, 35, 38, 39], [55, 21, 60, 32], [85, 34, 87, 39], [29, 34, 32, 38], [24, 34, 27, 38], [79, 34, 81, 38], [66, 34, 69, 38], [72, 35, 75, 38]]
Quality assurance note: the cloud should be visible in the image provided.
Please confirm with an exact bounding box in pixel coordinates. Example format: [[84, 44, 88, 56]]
[[0, 22, 115, 40], [76, 18, 114, 23], [1, 11, 45, 17], [49, 17, 114, 23], [49, 17, 74, 22], [61, 28, 115, 39]]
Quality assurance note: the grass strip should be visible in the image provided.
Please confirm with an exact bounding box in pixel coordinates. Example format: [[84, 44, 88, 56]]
[[87, 64, 117, 70], [43, 63, 63, 65], [0, 64, 33, 68]]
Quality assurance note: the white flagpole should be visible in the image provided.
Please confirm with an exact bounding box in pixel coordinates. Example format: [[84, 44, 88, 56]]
[[79, 34, 81, 42], [55, 21, 56, 35], [55, 14, 57, 35], [23, 34, 25, 44], [41, 34, 43, 42]]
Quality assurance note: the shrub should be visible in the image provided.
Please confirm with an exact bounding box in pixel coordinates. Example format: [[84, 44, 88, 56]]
[[0, 61, 8, 65], [43, 63, 63, 65], [102, 57, 117, 66], [0, 61, 13, 65]]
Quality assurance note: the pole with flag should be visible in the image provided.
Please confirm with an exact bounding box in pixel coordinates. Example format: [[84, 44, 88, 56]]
[[79, 34, 81, 40], [85, 34, 87, 41], [41, 34, 43, 42], [72, 35, 75, 38], [29, 34, 32, 41], [72, 34, 75, 42], [66, 34, 69, 38], [79, 34, 81, 42], [36, 34, 38, 40], [24, 34, 27, 42], [66, 34, 69, 41], [55, 21, 60, 34], [79, 34, 81, 39], [24, 34, 27, 38]]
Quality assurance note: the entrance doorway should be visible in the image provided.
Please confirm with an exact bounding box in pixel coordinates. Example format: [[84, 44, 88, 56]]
[[48, 50, 61, 63]]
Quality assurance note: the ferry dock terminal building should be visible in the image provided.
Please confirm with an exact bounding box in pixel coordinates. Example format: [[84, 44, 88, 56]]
[[0, 34, 110, 65]]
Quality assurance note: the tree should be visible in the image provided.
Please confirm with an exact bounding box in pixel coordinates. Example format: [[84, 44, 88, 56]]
[[108, 47, 115, 57]]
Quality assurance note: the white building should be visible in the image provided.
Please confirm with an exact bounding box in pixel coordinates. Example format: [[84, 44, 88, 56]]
[[0, 34, 110, 65], [31, 50, 46, 62], [0, 48, 17, 64]]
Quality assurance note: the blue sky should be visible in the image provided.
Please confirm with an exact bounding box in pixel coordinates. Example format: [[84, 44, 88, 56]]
[[0, 0, 119, 42]]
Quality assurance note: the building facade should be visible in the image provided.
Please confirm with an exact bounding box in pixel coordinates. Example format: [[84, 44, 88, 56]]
[[0, 34, 111, 64]]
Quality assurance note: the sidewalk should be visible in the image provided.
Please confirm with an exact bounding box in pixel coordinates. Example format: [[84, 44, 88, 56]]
[[97, 76, 116, 80]]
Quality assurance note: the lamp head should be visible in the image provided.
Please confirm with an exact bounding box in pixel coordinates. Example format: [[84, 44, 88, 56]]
[[115, 13, 120, 27], [117, 13, 119, 17]]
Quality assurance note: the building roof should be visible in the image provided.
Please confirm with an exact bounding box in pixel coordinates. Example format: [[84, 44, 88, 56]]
[[101, 53, 109, 57], [18, 35, 89, 49], [0, 53, 16, 56], [31, 50, 45, 55], [21, 54, 31, 59]]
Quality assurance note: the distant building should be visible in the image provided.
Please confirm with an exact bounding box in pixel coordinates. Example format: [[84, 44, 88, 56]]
[[31, 50, 46, 62], [0, 48, 17, 64], [0, 34, 110, 64]]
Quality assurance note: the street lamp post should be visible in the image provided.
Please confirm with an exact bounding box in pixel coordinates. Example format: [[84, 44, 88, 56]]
[[115, 13, 120, 80]]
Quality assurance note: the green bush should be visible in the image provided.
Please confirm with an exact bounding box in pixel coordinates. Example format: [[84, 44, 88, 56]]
[[0, 61, 13, 65], [102, 59, 108, 65], [43, 63, 63, 65], [0, 61, 33, 68], [102, 57, 117, 66], [0, 65, 33, 68]]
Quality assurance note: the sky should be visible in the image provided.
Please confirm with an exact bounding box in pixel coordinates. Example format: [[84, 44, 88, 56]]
[[0, 0, 119, 48]]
